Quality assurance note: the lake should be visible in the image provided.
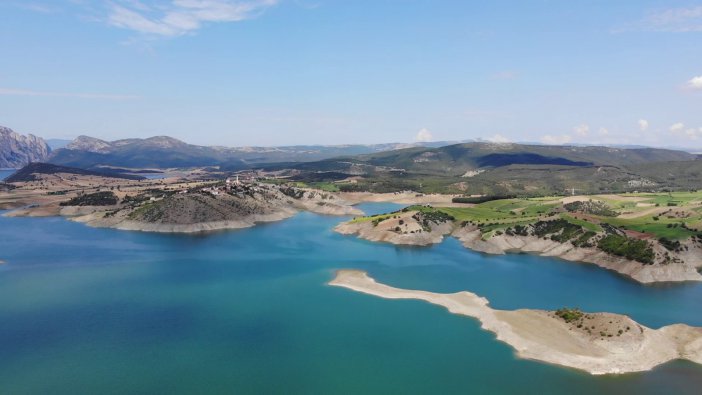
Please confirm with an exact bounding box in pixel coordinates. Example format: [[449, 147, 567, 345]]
[[1, 203, 701, 394], [0, 169, 16, 181]]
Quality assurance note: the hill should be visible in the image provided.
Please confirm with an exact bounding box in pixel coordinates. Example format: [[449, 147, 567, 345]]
[[270, 142, 701, 195], [5, 163, 145, 183], [282, 143, 695, 174]]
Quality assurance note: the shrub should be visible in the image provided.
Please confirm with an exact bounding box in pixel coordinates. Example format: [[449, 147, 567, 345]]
[[658, 237, 681, 251], [60, 191, 118, 206], [563, 200, 616, 216], [555, 308, 584, 323], [597, 234, 654, 264], [452, 195, 516, 204]]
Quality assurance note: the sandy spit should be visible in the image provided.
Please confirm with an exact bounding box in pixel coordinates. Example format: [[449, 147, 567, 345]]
[[329, 270, 702, 375]]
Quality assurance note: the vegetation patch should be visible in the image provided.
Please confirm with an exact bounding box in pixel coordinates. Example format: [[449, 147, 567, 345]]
[[60, 191, 118, 206], [280, 187, 305, 199], [452, 195, 517, 204], [564, 200, 616, 216], [597, 234, 654, 264], [555, 308, 584, 323], [658, 237, 682, 252]]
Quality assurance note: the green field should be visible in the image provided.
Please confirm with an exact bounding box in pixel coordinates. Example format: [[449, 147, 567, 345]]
[[355, 191, 702, 241]]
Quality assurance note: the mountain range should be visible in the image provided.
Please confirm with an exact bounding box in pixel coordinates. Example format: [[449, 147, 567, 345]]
[[47, 134, 462, 169], [0, 126, 51, 168], [4, 124, 702, 195]]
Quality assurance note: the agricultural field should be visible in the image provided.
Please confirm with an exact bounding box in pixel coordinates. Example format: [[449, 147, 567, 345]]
[[355, 191, 702, 241]]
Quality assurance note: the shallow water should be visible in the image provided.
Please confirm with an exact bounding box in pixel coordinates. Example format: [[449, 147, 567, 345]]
[[1, 202, 701, 394]]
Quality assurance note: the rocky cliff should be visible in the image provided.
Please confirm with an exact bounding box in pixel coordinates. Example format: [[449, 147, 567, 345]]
[[0, 126, 50, 168]]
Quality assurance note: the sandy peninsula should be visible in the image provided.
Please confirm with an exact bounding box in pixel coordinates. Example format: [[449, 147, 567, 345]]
[[330, 270, 702, 375]]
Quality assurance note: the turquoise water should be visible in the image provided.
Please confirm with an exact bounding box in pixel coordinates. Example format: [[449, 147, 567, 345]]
[[1, 203, 702, 394]]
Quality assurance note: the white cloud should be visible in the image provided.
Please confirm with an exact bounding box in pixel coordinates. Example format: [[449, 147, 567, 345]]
[[572, 124, 589, 137], [670, 122, 685, 133], [540, 134, 572, 145], [486, 134, 511, 143], [415, 128, 433, 142], [684, 128, 702, 140], [598, 127, 609, 136], [11, 2, 55, 13], [638, 119, 649, 131], [688, 76, 702, 90], [636, 6, 702, 32], [0, 87, 139, 100], [106, 0, 279, 37]]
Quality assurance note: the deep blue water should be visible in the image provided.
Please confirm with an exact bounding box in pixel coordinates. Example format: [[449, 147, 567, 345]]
[[0, 169, 16, 181], [1, 202, 701, 394]]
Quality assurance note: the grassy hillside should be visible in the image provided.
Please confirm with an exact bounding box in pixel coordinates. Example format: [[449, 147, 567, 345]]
[[276, 143, 701, 195], [407, 192, 702, 240], [353, 192, 702, 266]]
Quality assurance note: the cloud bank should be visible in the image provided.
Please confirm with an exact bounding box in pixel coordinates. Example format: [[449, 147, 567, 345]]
[[107, 0, 279, 37], [636, 6, 702, 32]]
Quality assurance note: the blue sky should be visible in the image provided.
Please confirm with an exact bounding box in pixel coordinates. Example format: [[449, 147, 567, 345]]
[[0, 1, 701, 147]]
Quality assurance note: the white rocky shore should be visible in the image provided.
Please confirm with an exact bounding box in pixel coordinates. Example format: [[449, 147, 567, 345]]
[[4, 183, 363, 234], [335, 214, 702, 284], [452, 227, 702, 284], [330, 270, 702, 375]]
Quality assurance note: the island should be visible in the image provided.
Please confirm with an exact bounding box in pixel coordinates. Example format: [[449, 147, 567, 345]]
[[330, 270, 702, 375], [335, 194, 702, 283]]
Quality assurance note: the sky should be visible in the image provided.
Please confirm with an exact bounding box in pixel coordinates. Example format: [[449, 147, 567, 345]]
[[0, 0, 701, 147]]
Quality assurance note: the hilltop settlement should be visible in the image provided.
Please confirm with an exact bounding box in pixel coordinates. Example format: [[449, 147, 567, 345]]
[[0, 163, 361, 233]]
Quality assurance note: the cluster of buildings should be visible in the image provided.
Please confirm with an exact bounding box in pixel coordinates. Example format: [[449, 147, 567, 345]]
[[200, 174, 258, 197]]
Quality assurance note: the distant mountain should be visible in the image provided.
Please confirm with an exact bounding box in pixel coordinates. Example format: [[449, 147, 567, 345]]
[[45, 139, 72, 150], [274, 142, 697, 174], [0, 126, 51, 168], [272, 142, 701, 195], [4, 162, 144, 183], [49, 135, 468, 169]]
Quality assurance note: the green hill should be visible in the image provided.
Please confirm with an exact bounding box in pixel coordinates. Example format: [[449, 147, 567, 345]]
[[270, 143, 701, 195], [5, 163, 145, 183]]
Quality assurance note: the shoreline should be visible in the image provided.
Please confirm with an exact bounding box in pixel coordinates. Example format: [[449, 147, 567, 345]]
[[453, 227, 702, 284], [1, 180, 365, 234], [76, 209, 300, 234], [335, 217, 702, 284], [329, 270, 702, 375]]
